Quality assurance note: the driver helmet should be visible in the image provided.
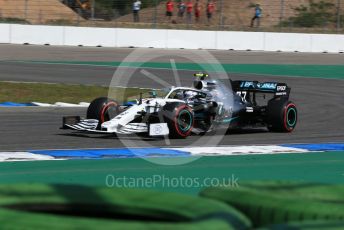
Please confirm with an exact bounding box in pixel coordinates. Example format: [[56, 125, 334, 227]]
[[174, 91, 184, 100], [184, 91, 197, 99]]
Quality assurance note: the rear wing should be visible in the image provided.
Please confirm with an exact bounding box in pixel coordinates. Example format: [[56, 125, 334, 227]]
[[231, 80, 290, 98]]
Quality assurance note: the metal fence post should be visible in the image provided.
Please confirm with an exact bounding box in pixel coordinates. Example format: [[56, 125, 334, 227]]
[[153, 0, 158, 28], [77, 8, 81, 26], [337, 0, 341, 31], [218, 0, 223, 29], [91, 0, 95, 20], [280, 0, 285, 26], [24, 0, 28, 20], [39, 9, 42, 24]]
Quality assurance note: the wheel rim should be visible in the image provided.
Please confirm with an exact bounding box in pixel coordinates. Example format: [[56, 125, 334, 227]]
[[177, 110, 193, 132], [286, 107, 297, 127]]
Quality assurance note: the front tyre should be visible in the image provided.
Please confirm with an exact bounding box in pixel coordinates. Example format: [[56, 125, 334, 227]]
[[162, 103, 194, 139], [87, 97, 119, 129], [267, 100, 297, 132]]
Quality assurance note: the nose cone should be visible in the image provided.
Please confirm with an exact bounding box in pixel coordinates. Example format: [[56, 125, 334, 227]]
[[101, 121, 118, 132]]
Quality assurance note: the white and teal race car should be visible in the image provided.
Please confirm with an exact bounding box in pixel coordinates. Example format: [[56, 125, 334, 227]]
[[63, 73, 297, 138]]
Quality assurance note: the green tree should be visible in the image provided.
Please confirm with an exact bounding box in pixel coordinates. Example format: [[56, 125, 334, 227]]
[[281, 0, 336, 27]]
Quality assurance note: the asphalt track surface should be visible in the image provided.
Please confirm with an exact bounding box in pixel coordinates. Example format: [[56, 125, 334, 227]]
[[0, 45, 343, 151], [1, 44, 344, 64]]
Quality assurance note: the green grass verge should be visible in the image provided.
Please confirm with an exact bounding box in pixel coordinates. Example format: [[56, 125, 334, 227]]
[[0, 151, 343, 195], [0, 184, 250, 229], [0, 82, 151, 104], [24, 61, 344, 80], [0, 17, 29, 24], [200, 182, 344, 226]]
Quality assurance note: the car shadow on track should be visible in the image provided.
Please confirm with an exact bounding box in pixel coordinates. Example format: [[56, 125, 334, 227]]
[[57, 128, 269, 141], [57, 132, 162, 142]]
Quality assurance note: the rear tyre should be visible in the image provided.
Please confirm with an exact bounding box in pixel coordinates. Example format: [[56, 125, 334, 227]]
[[87, 97, 119, 129], [267, 99, 297, 132], [162, 103, 194, 139]]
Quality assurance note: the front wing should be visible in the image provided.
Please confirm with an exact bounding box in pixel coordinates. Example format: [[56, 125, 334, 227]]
[[62, 116, 168, 136]]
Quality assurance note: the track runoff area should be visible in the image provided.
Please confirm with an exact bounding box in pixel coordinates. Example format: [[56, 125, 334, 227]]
[[0, 46, 344, 228]]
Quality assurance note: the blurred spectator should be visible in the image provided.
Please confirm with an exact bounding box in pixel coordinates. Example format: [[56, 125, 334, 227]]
[[194, 0, 201, 23], [166, 0, 174, 22], [186, 0, 193, 23], [178, 1, 186, 18], [206, 0, 215, 23], [250, 4, 262, 27], [132, 0, 142, 22]]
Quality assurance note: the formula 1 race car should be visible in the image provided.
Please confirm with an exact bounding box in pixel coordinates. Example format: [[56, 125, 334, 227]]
[[62, 73, 297, 138]]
